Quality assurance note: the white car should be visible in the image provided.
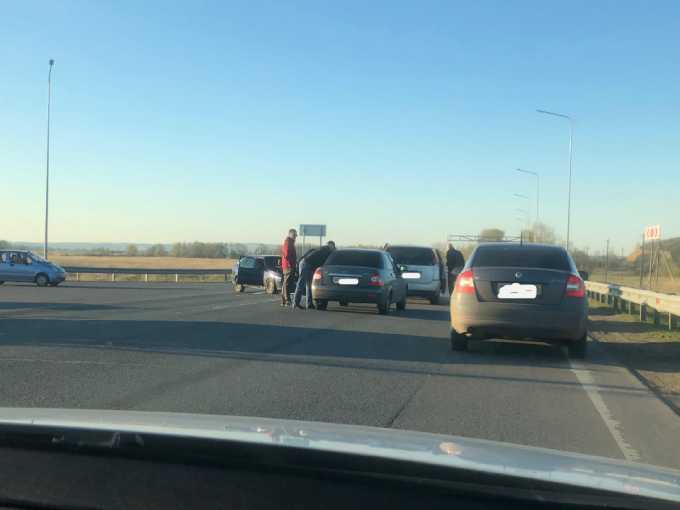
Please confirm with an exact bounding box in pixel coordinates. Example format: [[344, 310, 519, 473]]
[[386, 245, 443, 304]]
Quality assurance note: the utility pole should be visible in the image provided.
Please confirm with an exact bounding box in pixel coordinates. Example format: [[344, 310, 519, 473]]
[[44, 59, 55, 259], [604, 239, 610, 283]]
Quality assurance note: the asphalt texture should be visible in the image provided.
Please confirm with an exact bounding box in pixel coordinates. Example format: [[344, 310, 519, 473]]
[[1, 281, 679, 469]]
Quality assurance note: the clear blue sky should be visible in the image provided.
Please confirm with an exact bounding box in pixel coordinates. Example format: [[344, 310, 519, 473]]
[[2, 0, 678, 252]]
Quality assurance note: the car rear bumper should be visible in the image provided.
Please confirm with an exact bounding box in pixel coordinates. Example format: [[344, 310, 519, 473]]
[[404, 280, 439, 296], [312, 286, 387, 303], [451, 295, 587, 342]]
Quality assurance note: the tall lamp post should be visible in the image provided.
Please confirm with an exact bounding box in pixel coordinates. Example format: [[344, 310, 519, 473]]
[[44, 59, 55, 259], [536, 109, 573, 251]]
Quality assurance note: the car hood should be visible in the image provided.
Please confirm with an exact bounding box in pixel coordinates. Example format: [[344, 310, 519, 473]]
[[0, 408, 678, 502]]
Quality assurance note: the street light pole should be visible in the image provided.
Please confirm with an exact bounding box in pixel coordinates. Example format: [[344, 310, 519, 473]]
[[516, 168, 540, 224], [513, 193, 531, 230], [44, 59, 55, 259], [537, 109, 574, 251]]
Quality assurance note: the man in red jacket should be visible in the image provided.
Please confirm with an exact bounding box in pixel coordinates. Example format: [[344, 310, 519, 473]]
[[281, 228, 298, 306]]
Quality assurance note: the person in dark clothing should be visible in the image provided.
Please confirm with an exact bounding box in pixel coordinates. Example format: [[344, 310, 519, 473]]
[[446, 243, 465, 293], [293, 241, 336, 310], [280, 229, 298, 306]]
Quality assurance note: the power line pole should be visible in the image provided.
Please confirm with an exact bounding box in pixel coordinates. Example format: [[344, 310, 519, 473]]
[[604, 239, 610, 283], [44, 59, 55, 259]]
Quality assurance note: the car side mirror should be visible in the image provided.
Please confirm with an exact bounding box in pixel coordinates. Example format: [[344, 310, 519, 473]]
[[578, 270, 589, 281]]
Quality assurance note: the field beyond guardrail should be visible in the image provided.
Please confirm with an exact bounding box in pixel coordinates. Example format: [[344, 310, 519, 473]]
[[64, 266, 233, 283], [586, 281, 680, 330]]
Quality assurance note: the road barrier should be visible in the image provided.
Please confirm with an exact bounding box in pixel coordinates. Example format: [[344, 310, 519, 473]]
[[586, 281, 680, 330], [63, 266, 232, 283]]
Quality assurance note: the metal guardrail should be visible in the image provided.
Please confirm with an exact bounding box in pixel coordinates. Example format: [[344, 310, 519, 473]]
[[63, 266, 233, 283], [586, 281, 680, 329]]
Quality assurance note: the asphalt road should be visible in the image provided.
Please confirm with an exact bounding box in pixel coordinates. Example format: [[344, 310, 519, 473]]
[[1, 281, 679, 469]]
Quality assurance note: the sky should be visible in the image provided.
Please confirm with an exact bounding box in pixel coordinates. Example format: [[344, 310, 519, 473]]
[[2, 0, 679, 253]]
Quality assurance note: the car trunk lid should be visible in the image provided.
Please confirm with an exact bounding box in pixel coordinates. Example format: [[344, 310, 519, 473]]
[[323, 265, 379, 289], [472, 267, 569, 305]]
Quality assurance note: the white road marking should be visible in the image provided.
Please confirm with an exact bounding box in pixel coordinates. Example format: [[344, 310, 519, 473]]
[[569, 347, 641, 462]]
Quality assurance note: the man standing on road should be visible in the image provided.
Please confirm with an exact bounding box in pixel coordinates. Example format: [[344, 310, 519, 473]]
[[281, 229, 298, 307], [446, 243, 465, 292], [293, 241, 336, 310]]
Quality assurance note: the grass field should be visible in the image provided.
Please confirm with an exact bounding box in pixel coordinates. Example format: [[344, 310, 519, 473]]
[[50, 255, 237, 283], [589, 270, 680, 295], [51, 255, 236, 269]]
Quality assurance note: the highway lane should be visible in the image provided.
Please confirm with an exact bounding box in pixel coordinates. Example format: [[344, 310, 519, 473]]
[[1, 281, 679, 469]]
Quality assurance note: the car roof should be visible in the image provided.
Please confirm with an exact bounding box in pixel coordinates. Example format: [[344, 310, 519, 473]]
[[334, 248, 384, 254], [387, 245, 433, 250], [475, 242, 567, 252]]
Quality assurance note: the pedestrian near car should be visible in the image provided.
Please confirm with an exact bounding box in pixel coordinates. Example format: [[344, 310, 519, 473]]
[[281, 229, 298, 306], [293, 241, 336, 310], [446, 243, 465, 292]]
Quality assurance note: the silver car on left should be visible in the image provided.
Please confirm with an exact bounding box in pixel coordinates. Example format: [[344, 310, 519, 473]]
[[0, 250, 66, 287]]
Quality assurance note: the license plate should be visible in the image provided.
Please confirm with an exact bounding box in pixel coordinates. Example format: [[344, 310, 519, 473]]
[[497, 283, 537, 299], [402, 272, 421, 279], [335, 277, 359, 285]]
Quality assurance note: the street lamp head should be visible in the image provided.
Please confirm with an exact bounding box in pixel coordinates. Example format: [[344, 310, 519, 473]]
[[49, 59, 54, 66]]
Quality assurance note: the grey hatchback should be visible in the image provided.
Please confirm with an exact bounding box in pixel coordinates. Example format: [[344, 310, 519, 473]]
[[449, 243, 588, 358], [311, 249, 407, 314], [0, 250, 67, 287]]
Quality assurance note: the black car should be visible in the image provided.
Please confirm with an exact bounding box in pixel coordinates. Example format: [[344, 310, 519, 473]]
[[450, 243, 588, 358], [233, 255, 282, 294], [311, 249, 407, 314]]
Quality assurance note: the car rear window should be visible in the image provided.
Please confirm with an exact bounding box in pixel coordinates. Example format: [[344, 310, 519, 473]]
[[387, 247, 436, 266], [471, 246, 571, 271], [326, 251, 383, 268]]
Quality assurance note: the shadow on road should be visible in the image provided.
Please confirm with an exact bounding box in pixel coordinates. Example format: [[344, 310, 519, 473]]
[[0, 302, 121, 312]]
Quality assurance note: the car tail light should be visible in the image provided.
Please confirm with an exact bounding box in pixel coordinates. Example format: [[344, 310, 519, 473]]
[[455, 270, 475, 294], [368, 272, 384, 286], [313, 268, 323, 281], [565, 274, 585, 297]]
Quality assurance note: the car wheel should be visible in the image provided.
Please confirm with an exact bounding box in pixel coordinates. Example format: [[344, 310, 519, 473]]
[[377, 295, 390, 315], [234, 283, 245, 293], [396, 295, 406, 311], [35, 273, 49, 287], [429, 291, 440, 305], [568, 334, 587, 359], [0, 281, 4, 285], [450, 330, 468, 351], [339, 300, 348, 307], [265, 279, 277, 294], [314, 299, 328, 310]]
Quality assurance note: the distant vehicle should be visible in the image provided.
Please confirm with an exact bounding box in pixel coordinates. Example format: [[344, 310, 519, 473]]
[[0, 250, 66, 287], [233, 255, 282, 294], [311, 249, 407, 314], [386, 245, 443, 305], [449, 243, 588, 358]]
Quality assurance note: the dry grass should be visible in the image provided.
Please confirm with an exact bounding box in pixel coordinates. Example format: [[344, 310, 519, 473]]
[[589, 270, 680, 295], [51, 255, 236, 269]]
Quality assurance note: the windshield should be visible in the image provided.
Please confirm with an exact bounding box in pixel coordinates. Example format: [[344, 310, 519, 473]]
[[471, 246, 572, 271], [326, 251, 383, 268], [388, 247, 436, 266], [2, 1, 680, 492]]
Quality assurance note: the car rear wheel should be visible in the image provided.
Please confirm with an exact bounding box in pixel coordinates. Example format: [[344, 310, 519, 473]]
[[35, 273, 49, 287], [233, 282, 245, 293], [314, 299, 328, 310], [429, 291, 440, 305], [396, 295, 406, 311], [568, 334, 587, 359], [377, 295, 391, 315], [450, 330, 468, 352], [265, 279, 277, 294], [339, 300, 348, 307]]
